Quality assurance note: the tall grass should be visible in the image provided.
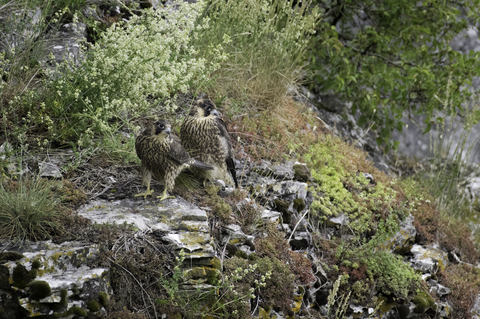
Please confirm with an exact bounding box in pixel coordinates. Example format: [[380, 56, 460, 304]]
[[0, 178, 63, 241], [193, 0, 320, 111], [417, 83, 480, 218]]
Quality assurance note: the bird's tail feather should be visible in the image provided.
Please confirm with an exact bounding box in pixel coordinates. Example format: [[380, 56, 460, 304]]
[[191, 160, 214, 170], [226, 158, 238, 188]]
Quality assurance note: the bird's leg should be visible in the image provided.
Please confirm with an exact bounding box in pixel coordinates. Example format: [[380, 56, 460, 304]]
[[157, 187, 175, 201], [135, 181, 154, 200]]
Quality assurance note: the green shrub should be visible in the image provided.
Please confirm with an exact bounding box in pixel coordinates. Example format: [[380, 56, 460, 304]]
[[364, 251, 420, 299], [21, 1, 224, 144], [310, 0, 480, 149]]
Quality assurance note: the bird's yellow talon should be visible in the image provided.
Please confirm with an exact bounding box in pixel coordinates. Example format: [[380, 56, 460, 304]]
[[157, 188, 175, 201], [135, 188, 154, 200]]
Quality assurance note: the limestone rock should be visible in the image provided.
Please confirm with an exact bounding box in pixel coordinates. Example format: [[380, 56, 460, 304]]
[[410, 244, 448, 273], [1, 241, 111, 318]]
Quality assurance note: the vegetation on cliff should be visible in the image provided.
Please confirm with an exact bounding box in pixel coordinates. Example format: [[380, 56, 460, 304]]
[[1, 0, 480, 318]]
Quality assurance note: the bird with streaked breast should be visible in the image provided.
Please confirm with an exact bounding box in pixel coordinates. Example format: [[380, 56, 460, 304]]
[[135, 119, 214, 201], [180, 99, 238, 188]]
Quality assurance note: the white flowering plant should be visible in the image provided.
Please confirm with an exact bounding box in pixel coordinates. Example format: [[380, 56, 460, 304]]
[[38, 0, 223, 142]]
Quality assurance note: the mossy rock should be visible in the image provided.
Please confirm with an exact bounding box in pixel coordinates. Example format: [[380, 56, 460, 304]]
[[31, 259, 42, 270], [98, 291, 110, 307], [68, 306, 88, 317], [413, 291, 435, 314], [28, 281, 52, 300], [293, 163, 311, 182], [87, 300, 101, 312], [0, 251, 24, 263], [0, 265, 10, 289], [12, 264, 33, 288]]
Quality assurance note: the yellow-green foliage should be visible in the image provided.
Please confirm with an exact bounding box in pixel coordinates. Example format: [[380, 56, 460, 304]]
[[305, 135, 364, 218], [365, 251, 420, 299]]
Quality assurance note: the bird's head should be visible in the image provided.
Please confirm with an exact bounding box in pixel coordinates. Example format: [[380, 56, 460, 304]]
[[191, 99, 221, 118], [154, 120, 171, 136]]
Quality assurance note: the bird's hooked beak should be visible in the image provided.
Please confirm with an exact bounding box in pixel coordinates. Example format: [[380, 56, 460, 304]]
[[164, 127, 171, 135], [210, 109, 221, 117]]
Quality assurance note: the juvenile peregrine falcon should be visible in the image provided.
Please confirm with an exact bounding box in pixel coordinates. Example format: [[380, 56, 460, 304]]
[[135, 119, 214, 201], [180, 99, 238, 188]]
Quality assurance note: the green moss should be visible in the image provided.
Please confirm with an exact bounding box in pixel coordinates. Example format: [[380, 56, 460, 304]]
[[234, 250, 248, 259], [31, 259, 41, 269], [60, 289, 68, 306], [12, 263, 32, 288], [0, 251, 24, 263], [365, 251, 420, 299], [29, 268, 38, 279], [293, 198, 306, 213], [71, 284, 80, 295], [87, 300, 101, 312], [68, 306, 87, 317], [293, 163, 311, 182], [413, 291, 435, 314], [98, 291, 109, 307], [210, 257, 222, 270], [351, 280, 370, 304], [28, 281, 51, 300], [213, 200, 232, 219], [0, 265, 10, 289]]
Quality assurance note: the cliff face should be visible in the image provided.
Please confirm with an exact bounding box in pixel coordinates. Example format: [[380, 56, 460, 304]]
[[1, 1, 480, 319]]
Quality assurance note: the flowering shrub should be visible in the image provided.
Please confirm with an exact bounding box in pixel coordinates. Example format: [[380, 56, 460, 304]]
[[36, 0, 225, 141]]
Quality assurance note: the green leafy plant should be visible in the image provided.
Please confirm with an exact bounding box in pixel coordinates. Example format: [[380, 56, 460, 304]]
[[157, 249, 186, 304], [14, 0, 225, 146], [310, 0, 480, 149]]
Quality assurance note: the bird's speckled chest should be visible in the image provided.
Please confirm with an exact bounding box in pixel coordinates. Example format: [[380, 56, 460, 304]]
[[136, 134, 172, 174], [181, 117, 224, 160]]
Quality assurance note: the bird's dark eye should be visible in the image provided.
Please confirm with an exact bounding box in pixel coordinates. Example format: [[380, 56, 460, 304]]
[[159, 124, 164, 129], [206, 107, 212, 112]]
